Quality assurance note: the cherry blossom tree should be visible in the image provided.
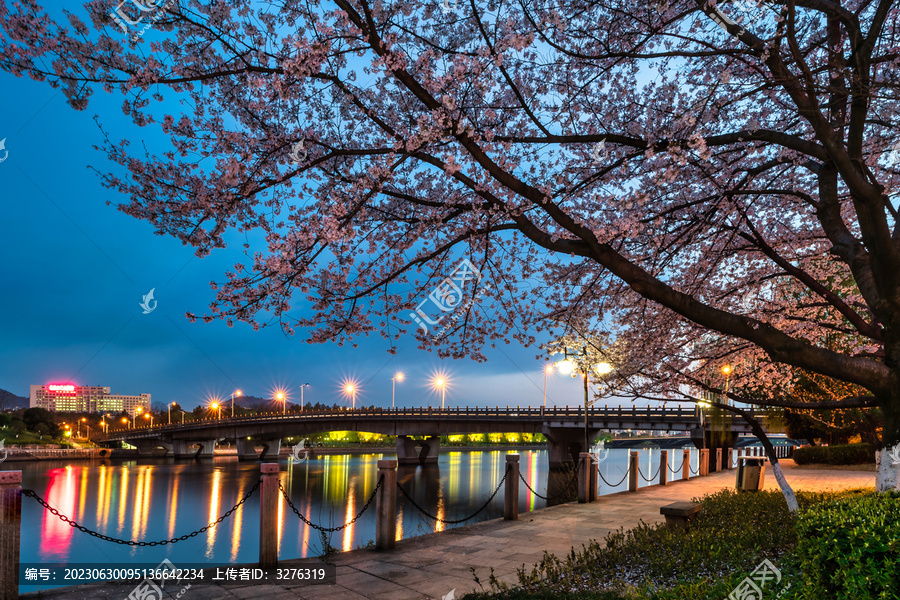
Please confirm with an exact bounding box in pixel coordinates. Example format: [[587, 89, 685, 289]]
[[2, 0, 899, 489]]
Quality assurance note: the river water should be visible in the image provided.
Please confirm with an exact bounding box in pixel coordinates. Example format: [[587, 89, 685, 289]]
[[15, 447, 700, 591]]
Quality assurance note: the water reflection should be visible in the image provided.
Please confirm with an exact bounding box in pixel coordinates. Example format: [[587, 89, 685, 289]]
[[19, 448, 677, 592]]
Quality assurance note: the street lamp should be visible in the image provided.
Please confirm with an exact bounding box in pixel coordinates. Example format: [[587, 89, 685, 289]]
[[300, 383, 309, 410], [721, 364, 732, 405], [431, 374, 448, 409], [122, 416, 131, 429], [556, 347, 613, 453], [344, 383, 357, 410], [392, 372, 404, 409], [275, 391, 286, 414], [542, 363, 554, 408], [211, 401, 220, 421], [144, 413, 154, 428], [231, 389, 242, 418]]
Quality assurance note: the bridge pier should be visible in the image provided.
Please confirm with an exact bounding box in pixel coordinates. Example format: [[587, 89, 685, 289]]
[[171, 439, 217, 458], [259, 439, 281, 460], [690, 428, 739, 474], [543, 427, 599, 470], [396, 436, 440, 466], [133, 439, 168, 457], [236, 437, 260, 461]]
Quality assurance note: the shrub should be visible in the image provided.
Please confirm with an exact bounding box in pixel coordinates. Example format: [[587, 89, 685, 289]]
[[795, 492, 900, 600], [793, 442, 874, 465]]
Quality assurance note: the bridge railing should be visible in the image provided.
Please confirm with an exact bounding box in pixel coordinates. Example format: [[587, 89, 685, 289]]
[[97, 403, 756, 441]]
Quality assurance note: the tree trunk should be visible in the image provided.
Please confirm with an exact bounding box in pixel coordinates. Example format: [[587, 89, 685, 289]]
[[876, 386, 900, 491], [744, 416, 800, 513]]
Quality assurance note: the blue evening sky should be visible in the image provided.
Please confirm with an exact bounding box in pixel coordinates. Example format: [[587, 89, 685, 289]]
[[0, 30, 612, 411]]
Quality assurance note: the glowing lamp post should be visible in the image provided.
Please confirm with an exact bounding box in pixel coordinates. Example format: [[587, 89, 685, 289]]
[[275, 391, 286, 414], [144, 413, 154, 428], [211, 401, 220, 421], [721, 364, 732, 405], [431, 375, 448, 409], [542, 363, 554, 408], [555, 348, 613, 453], [392, 372, 404, 409], [344, 383, 357, 410]]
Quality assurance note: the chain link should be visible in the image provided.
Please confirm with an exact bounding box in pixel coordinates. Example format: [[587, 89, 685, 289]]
[[637, 463, 661, 483], [398, 465, 508, 525], [597, 466, 630, 488], [22, 480, 260, 546], [667, 457, 686, 475], [689, 461, 700, 476], [279, 476, 381, 533], [517, 464, 579, 501]]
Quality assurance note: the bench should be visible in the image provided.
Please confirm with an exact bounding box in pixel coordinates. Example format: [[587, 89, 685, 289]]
[[660, 502, 702, 530]]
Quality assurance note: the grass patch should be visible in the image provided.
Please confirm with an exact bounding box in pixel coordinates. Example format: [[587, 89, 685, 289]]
[[463, 489, 877, 600]]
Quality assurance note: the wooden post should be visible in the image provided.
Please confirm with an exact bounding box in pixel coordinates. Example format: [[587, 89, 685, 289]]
[[628, 451, 639, 492], [727, 448, 734, 470], [578, 453, 596, 503], [716, 448, 723, 472], [504, 454, 519, 519], [259, 463, 279, 568], [375, 460, 398, 549], [700, 449, 709, 476], [682, 448, 690, 480], [0, 471, 22, 600], [659, 450, 668, 486]]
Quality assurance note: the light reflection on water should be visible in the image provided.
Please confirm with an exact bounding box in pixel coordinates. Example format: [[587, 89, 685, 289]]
[[17, 447, 694, 591]]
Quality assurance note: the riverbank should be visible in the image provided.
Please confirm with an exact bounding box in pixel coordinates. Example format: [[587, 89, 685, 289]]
[[18, 459, 874, 599]]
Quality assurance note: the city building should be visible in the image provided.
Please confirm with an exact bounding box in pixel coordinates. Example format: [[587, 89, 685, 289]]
[[29, 384, 150, 416]]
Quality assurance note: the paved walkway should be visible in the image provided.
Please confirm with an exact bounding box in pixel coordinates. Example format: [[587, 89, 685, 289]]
[[22, 460, 874, 600]]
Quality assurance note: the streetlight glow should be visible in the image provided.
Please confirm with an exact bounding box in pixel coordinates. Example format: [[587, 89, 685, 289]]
[[557, 359, 575, 375], [340, 378, 360, 409], [595, 362, 613, 375], [391, 372, 404, 409], [430, 371, 450, 409]]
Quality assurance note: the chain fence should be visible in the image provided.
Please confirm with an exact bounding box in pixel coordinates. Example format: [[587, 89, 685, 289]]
[[689, 461, 700, 476], [279, 476, 381, 533], [667, 456, 687, 475], [398, 465, 508, 525], [23, 480, 260, 546], [517, 461, 580, 501], [597, 466, 630, 488], [637, 463, 661, 483]]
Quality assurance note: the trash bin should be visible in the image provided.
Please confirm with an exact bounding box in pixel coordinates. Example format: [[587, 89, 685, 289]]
[[736, 457, 766, 491]]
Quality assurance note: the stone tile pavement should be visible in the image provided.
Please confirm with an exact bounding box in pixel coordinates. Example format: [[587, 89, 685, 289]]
[[20, 460, 873, 600]]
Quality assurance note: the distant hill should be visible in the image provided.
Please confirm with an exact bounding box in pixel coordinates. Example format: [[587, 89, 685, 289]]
[[0, 388, 29, 410]]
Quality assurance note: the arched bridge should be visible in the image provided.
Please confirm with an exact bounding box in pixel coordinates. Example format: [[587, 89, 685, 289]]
[[96, 405, 769, 471]]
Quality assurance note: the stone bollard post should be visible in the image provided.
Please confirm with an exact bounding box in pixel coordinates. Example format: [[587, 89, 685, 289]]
[[259, 463, 280, 569], [699, 449, 709, 476], [628, 451, 639, 492], [577, 453, 596, 503], [682, 448, 690, 480], [0, 471, 22, 600], [716, 448, 723, 472], [659, 450, 668, 486], [727, 448, 734, 470], [375, 460, 398, 549], [504, 455, 520, 520]]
